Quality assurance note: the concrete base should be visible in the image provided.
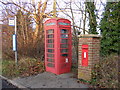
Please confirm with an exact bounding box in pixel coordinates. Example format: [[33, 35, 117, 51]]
[[12, 72, 88, 88]]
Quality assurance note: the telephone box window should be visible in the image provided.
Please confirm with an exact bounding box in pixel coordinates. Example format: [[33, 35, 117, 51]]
[[47, 63, 55, 67], [47, 29, 54, 34], [61, 39, 68, 43], [61, 29, 68, 33], [60, 44, 68, 48], [48, 39, 54, 43], [61, 49, 68, 53], [48, 49, 54, 53], [47, 44, 54, 48], [47, 54, 54, 57], [47, 35, 54, 38], [61, 34, 68, 38], [47, 58, 54, 62]]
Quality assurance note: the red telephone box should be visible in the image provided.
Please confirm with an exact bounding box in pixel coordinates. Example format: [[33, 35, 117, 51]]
[[44, 18, 72, 75]]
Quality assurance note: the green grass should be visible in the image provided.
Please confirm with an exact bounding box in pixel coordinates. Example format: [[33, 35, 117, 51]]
[[71, 63, 78, 78], [2, 58, 45, 79], [2, 60, 20, 78], [0, 60, 2, 75]]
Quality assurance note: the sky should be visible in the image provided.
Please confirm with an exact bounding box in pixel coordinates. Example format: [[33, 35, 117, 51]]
[[36, 0, 106, 34], [0, 0, 119, 34], [0, 0, 106, 34], [55, 0, 106, 34]]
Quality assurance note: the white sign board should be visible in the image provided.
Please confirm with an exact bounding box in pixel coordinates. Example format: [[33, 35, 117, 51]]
[[13, 34, 17, 51], [9, 19, 15, 26], [84, 52, 87, 58], [66, 58, 68, 63]]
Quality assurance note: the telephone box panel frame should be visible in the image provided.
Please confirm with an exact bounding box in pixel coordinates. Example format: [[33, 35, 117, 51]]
[[44, 18, 72, 75]]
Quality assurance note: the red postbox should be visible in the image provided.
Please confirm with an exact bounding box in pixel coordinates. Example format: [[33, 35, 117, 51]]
[[44, 18, 72, 75], [82, 45, 88, 66]]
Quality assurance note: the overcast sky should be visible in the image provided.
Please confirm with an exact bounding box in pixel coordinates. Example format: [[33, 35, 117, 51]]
[[0, 0, 119, 34]]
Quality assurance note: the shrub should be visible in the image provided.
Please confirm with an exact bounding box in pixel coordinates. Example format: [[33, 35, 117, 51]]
[[92, 54, 119, 88], [2, 57, 45, 79], [18, 57, 45, 77], [2, 60, 19, 78]]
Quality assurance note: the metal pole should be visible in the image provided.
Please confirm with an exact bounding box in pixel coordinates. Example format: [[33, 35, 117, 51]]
[[15, 16, 17, 34], [15, 16, 18, 65]]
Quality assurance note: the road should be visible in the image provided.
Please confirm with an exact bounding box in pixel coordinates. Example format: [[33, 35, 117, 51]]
[[1, 77, 19, 89]]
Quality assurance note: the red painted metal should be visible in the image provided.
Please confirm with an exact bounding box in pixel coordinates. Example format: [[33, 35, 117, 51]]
[[44, 18, 72, 75], [82, 45, 88, 66]]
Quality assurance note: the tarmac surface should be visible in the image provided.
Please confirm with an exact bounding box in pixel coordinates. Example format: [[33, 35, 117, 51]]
[[1, 78, 18, 89], [12, 72, 89, 88]]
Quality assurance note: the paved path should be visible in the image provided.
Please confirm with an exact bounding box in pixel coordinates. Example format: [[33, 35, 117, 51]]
[[12, 72, 88, 88]]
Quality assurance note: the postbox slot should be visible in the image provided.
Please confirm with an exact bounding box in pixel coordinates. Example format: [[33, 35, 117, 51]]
[[82, 47, 88, 49]]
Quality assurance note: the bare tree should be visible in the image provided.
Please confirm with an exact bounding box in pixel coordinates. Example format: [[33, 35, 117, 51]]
[[0, 0, 104, 60], [0, 25, 2, 60], [0, 0, 51, 60], [56, 0, 102, 63], [56, 0, 88, 63]]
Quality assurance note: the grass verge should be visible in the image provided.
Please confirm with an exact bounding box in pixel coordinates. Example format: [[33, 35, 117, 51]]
[[2, 57, 45, 79]]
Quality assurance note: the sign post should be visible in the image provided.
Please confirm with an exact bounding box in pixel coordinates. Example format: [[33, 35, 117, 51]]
[[14, 16, 18, 65], [9, 16, 18, 65]]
